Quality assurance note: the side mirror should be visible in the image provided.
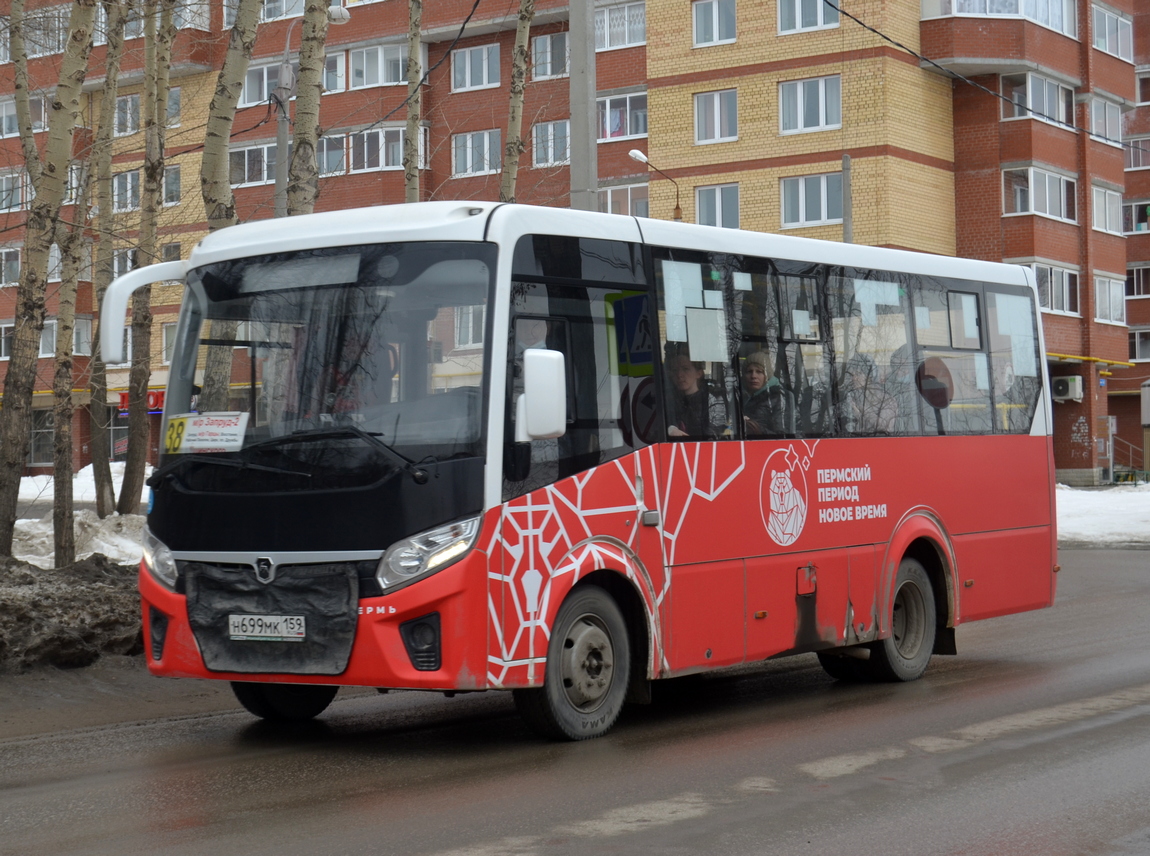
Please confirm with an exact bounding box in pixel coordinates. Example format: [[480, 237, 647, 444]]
[[515, 348, 566, 441], [101, 260, 189, 363]]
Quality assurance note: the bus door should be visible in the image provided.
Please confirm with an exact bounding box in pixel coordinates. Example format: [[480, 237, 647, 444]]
[[495, 235, 658, 685]]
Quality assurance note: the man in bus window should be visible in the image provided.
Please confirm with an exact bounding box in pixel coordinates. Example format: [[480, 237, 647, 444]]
[[741, 351, 783, 436], [665, 344, 728, 439]]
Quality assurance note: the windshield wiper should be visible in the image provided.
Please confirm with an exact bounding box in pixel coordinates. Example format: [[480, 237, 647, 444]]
[[147, 455, 312, 488], [247, 425, 430, 484]]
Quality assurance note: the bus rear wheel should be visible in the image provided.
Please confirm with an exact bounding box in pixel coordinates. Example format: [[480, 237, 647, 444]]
[[866, 558, 936, 682], [513, 585, 630, 741], [230, 681, 338, 721]]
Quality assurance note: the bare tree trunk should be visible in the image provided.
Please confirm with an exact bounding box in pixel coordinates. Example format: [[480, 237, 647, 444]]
[[499, 0, 534, 203], [118, 0, 175, 515], [286, 0, 328, 216], [0, 0, 97, 557], [198, 0, 262, 413], [52, 217, 88, 567], [403, 0, 422, 203], [88, 0, 129, 519]]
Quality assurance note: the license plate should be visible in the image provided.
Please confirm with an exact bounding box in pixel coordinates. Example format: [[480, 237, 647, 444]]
[[228, 614, 306, 642]]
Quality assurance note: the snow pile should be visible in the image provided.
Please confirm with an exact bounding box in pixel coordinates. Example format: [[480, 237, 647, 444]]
[[1055, 482, 1150, 545]]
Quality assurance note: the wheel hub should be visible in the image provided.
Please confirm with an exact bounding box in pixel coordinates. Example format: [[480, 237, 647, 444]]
[[559, 615, 615, 712]]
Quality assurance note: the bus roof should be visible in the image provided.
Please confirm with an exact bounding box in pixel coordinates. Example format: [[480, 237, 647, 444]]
[[187, 202, 1030, 288]]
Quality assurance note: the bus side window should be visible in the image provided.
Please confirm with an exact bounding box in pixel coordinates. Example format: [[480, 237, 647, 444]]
[[986, 289, 1041, 433]]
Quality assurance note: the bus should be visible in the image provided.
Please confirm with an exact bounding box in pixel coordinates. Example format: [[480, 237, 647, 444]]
[[102, 202, 1057, 740]]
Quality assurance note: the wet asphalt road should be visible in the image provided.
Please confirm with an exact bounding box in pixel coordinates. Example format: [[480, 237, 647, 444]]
[[2, 549, 1150, 856]]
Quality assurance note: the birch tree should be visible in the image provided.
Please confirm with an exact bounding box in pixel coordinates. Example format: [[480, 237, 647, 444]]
[[499, 0, 534, 203], [88, 0, 130, 519], [197, 0, 262, 412], [0, 0, 98, 557], [286, 0, 328, 215], [403, 0, 421, 202], [118, 0, 175, 515]]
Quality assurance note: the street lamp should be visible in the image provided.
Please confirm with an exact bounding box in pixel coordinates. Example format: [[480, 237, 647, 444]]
[[629, 148, 681, 221], [273, 2, 352, 218]]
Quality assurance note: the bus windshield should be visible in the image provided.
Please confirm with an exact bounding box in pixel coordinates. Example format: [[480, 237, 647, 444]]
[[165, 242, 494, 490]]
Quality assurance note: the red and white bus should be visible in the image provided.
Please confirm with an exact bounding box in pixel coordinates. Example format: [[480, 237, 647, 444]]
[[103, 202, 1056, 740]]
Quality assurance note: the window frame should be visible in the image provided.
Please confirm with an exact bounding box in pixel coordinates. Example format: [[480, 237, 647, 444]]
[[0, 248, 19, 284], [452, 129, 501, 177], [1095, 276, 1126, 325], [1092, 186, 1122, 235], [0, 173, 25, 212], [1089, 98, 1122, 146], [1000, 72, 1074, 127], [451, 44, 500, 92], [594, 2, 647, 51], [781, 172, 844, 228], [1002, 166, 1077, 223], [114, 93, 141, 137], [532, 32, 569, 79], [694, 89, 738, 144], [920, 0, 1076, 38], [597, 92, 648, 142], [112, 170, 141, 212], [350, 44, 409, 90], [0, 97, 47, 138], [780, 74, 842, 134], [1092, 6, 1133, 63], [693, 0, 737, 46], [163, 164, 181, 206], [1126, 137, 1150, 170], [598, 184, 650, 217], [229, 143, 278, 187], [533, 119, 571, 167], [778, 0, 839, 34], [696, 183, 740, 228], [1033, 263, 1079, 315]]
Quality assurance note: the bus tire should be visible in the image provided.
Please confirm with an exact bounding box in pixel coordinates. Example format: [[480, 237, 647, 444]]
[[513, 585, 630, 741], [230, 681, 338, 721], [866, 558, 936, 682], [816, 651, 866, 682]]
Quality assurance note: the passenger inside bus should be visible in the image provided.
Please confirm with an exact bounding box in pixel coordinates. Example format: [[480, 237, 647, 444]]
[[665, 345, 728, 439], [740, 351, 784, 436]]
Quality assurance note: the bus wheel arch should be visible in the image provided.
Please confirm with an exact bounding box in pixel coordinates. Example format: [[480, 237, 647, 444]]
[[513, 578, 634, 740], [881, 511, 959, 659]]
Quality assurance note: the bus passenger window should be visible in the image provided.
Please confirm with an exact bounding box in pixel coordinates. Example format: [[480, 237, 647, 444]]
[[739, 351, 784, 436], [665, 344, 729, 439], [986, 290, 1041, 433]]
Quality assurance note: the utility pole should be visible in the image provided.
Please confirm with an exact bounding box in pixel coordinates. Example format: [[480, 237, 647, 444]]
[[568, 0, 597, 211]]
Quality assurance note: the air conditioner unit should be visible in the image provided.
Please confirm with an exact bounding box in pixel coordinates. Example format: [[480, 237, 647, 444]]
[[1051, 375, 1083, 402]]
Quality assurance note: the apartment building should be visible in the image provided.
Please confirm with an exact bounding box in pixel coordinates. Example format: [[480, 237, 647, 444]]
[[0, 0, 1142, 484]]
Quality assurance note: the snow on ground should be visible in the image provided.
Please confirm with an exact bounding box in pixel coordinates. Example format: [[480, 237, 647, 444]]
[[9, 469, 1149, 569], [15, 464, 149, 569]]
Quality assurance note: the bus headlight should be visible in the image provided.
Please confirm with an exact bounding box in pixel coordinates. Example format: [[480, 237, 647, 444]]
[[377, 517, 481, 593], [141, 527, 178, 589]]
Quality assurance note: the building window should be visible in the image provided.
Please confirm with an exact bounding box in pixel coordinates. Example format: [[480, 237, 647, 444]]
[[1126, 203, 1150, 234], [163, 165, 181, 206], [697, 184, 739, 228], [533, 120, 570, 167], [260, 0, 305, 22], [452, 44, 500, 91], [452, 129, 500, 176], [173, 0, 209, 30], [595, 2, 646, 50], [1033, 264, 1078, 314], [1139, 74, 1150, 106], [229, 144, 278, 186], [597, 93, 648, 141], [1092, 187, 1122, 235], [22, 5, 70, 58], [694, 0, 736, 45], [0, 324, 11, 358], [112, 170, 140, 212], [1096, 277, 1125, 324], [599, 184, 649, 217], [74, 318, 92, 356], [351, 45, 408, 89], [1001, 73, 1072, 126], [455, 305, 484, 348], [782, 172, 843, 227], [1130, 329, 1150, 361], [780, 75, 841, 134], [920, 0, 1076, 38], [28, 411, 53, 466], [161, 242, 181, 262], [1128, 267, 1150, 297], [240, 63, 297, 108], [349, 128, 412, 172], [162, 322, 178, 364], [0, 248, 19, 284], [1126, 138, 1150, 170], [47, 243, 62, 282], [695, 89, 737, 143], [167, 88, 181, 127], [1003, 167, 1076, 223], [1092, 6, 1133, 63], [39, 321, 56, 357], [779, 0, 838, 33], [114, 94, 140, 136], [533, 32, 568, 79], [112, 248, 136, 279], [324, 52, 347, 92], [317, 135, 345, 175], [0, 98, 47, 138], [1090, 99, 1121, 145], [0, 173, 24, 211]]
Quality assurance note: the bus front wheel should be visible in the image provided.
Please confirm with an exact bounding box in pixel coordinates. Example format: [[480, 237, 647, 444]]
[[866, 558, 936, 682], [513, 585, 631, 741], [230, 681, 338, 721]]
